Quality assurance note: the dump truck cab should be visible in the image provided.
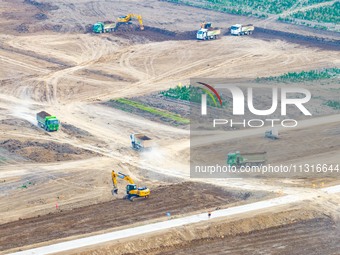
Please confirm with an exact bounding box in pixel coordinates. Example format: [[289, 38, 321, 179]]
[[45, 117, 59, 131], [227, 151, 241, 166], [227, 151, 266, 167], [93, 22, 104, 33], [230, 24, 242, 35]]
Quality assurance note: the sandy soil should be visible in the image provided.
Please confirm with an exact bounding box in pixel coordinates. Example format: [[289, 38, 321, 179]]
[[0, 0, 339, 253]]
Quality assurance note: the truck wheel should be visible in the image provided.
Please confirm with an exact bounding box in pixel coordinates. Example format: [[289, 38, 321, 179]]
[[214, 35, 217, 39]]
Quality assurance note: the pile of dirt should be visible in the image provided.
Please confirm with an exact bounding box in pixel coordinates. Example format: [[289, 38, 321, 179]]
[[24, 0, 59, 11], [0, 182, 262, 251], [61, 123, 93, 138], [252, 27, 340, 51], [15, 23, 29, 33], [0, 118, 42, 133], [0, 139, 98, 162], [34, 13, 48, 20]]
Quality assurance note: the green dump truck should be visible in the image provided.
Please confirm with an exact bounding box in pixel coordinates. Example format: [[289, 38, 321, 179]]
[[36, 111, 60, 132], [92, 22, 117, 33], [227, 151, 266, 167]]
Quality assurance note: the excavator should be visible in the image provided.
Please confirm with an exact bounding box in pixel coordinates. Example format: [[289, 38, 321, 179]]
[[117, 14, 144, 30], [111, 170, 150, 201]]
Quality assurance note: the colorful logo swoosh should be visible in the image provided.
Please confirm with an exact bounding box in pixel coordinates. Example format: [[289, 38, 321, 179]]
[[197, 82, 223, 107]]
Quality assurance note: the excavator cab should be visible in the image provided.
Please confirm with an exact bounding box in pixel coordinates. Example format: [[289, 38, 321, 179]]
[[126, 184, 137, 192]]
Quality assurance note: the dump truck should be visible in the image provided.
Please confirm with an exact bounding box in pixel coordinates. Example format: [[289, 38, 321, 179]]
[[130, 133, 152, 150], [265, 129, 279, 139], [36, 111, 60, 132], [197, 22, 221, 40], [227, 151, 266, 167], [230, 24, 254, 36], [92, 21, 117, 33]]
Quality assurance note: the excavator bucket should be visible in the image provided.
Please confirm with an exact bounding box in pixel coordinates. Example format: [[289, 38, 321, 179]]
[[111, 188, 118, 195]]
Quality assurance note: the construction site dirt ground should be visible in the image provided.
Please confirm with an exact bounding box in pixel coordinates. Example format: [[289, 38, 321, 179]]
[[0, 182, 272, 252], [70, 203, 340, 255], [0, 0, 339, 254]]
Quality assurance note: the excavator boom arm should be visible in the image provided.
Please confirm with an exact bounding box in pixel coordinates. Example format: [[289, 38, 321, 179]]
[[111, 170, 118, 194], [118, 172, 135, 184], [117, 14, 144, 30]]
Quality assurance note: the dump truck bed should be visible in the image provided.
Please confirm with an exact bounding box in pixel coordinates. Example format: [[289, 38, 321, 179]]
[[36, 111, 51, 119], [134, 134, 151, 141], [243, 152, 266, 162]]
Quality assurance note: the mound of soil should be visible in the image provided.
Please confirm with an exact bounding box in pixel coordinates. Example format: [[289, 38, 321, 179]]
[[15, 23, 29, 33], [0, 139, 97, 162], [24, 0, 59, 11], [61, 123, 93, 138], [34, 13, 48, 20], [0, 118, 42, 132]]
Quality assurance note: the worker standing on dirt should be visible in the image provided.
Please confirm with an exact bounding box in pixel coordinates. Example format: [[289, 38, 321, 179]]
[[208, 211, 212, 218]]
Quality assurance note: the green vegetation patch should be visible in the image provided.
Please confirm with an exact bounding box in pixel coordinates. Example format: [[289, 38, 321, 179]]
[[324, 100, 340, 110], [160, 85, 226, 107], [165, 0, 268, 17], [114, 98, 190, 124], [256, 68, 340, 83], [165, 0, 329, 15], [290, 2, 340, 23]]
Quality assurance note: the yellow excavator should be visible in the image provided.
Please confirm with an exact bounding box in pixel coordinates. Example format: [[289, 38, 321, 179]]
[[117, 14, 144, 30], [111, 170, 150, 201]]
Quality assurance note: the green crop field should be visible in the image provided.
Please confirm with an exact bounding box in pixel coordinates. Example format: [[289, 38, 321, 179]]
[[113, 98, 190, 124], [165, 0, 337, 30], [290, 1, 340, 23], [165, 0, 334, 17], [256, 68, 340, 83], [324, 100, 340, 110]]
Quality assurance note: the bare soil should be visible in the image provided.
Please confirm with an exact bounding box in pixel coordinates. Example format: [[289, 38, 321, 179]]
[[0, 139, 98, 162], [146, 217, 340, 255], [71, 207, 340, 255], [0, 182, 265, 251]]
